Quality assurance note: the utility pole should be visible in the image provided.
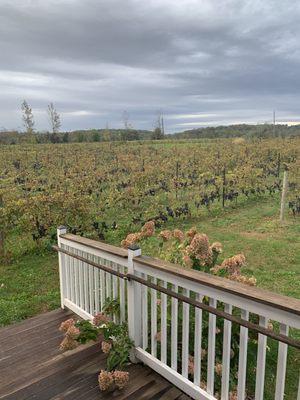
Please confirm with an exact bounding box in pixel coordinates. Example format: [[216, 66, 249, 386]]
[[273, 110, 276, 136]]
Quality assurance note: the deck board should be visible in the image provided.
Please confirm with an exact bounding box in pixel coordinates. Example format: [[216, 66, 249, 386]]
[[0, 309, 188, 400]]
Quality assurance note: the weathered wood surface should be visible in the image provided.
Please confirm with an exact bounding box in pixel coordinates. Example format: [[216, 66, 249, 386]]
[[0, 309, 188, 400]]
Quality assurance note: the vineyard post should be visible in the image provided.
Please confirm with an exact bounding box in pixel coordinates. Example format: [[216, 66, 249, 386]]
[[222, 168, 226, 208], [175, 161, 179, 200], [280, 170, 288, 223]]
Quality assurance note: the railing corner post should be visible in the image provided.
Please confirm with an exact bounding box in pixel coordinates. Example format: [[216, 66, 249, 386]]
[[127, 245, 142, 363], [57, 226, 67, 309]]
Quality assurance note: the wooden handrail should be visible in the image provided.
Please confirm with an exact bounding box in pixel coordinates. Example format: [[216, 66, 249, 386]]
[[135, 255, 300, 317], [59, 233, 128, 258]]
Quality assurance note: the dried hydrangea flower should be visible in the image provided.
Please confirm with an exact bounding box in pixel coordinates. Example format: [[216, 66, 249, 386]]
[[159, 230, 172, 241], [98, 370, 114, 391], [66, 325, 80, 339], [182, 254, 193, 268], [155, 331, 162, 342], [59, 336, 78, 351], [121, 233, 141, 249], [140, 221, 155, 238], [173, 229, 185, 242], [210, 242, 222, 254], [113, 370, 129, 389], [229, 391, 238, 400], [59, 318, 75, 333], [186, 227, 197, 241], [93, 312, 110, 326], [188, 355, 194, 375], [186, 233, 212, 265], [101, 341, 112, 354], [215, 363, 222, 376], [221, 254, 246, 275]]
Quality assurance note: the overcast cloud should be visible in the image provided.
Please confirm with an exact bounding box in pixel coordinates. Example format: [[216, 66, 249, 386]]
[[1, 0, 300, 132]]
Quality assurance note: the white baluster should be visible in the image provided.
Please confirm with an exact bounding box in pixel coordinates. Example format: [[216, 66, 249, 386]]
[[160, 280, 167, 364], [255, 316, 268, 400], [237, 309, 249, 400], [182, 288, 190, 379], [207, 298, 217, 395], [194, 294, 203, 386], [171, 284, 178, 371], [275, 324, 289, 400], [221, 304, 232, 400]]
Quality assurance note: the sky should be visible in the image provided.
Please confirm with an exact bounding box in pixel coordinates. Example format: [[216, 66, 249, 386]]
[[1, 0, 300, 133]]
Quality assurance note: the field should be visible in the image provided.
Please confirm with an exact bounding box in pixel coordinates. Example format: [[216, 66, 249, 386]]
[[0, 137, 299, 326]]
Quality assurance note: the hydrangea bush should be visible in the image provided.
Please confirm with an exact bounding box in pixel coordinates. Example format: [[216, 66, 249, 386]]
[[122, 222, 258, 398], [59, 300, 133, 393]]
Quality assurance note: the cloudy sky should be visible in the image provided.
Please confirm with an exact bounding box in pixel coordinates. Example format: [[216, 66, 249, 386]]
[[1, 0, 300, 132]]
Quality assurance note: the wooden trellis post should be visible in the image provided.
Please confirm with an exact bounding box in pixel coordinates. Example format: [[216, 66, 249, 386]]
[[280, 170, 288, 223]]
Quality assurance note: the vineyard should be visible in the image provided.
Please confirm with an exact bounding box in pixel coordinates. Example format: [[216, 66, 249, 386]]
[[0, 137, 299, 253]]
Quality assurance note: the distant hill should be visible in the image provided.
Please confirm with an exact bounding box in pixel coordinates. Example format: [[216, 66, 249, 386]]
[[1, 123, 300, 144], [172, 124, 300, 139]]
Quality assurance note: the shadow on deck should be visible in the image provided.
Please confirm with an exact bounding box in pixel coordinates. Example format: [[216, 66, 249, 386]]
[[0, 309, 189, 400]]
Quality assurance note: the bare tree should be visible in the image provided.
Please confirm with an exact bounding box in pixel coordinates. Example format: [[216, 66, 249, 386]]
[[47, 103, 61, 143], [122, 110, 132, 130], [151, 110, 165, 140], [21, 100, 35, 135]]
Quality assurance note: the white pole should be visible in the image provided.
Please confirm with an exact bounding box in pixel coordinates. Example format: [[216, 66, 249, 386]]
[[280, 171, 288, 223], [57, 225, 67, 309], [127, 244, 142, 362]]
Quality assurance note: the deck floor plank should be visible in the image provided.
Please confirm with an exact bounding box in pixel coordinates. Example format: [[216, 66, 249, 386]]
[[0, 309, 190, 400]]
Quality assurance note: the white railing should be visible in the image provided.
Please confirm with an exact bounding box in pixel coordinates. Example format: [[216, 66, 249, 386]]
[[56, 227, 300, 400]]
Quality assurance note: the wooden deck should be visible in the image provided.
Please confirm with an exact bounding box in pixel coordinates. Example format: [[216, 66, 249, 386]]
[[0, 309, 189, 400]]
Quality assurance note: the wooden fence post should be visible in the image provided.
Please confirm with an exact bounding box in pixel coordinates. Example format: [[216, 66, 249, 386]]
[[127, 244, 142, 362], [57, 226, 67, 309], [222, 168, 226, 208], [280, 171, 288, 223]]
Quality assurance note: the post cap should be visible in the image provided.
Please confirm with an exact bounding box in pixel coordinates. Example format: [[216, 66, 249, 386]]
[[128, 244, 140, 251]]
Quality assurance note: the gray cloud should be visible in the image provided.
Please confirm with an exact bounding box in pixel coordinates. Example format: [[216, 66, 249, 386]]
[[0, 0, 300, 132]]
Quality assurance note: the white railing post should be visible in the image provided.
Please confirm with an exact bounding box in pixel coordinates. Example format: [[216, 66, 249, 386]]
[[127, 245, 142, 362], [57, 225, 67, 309]]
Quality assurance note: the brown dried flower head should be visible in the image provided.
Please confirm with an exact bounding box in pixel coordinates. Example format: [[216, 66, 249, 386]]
[[221, 254, 246, 275], [66, 325, 80, 340], [98, 370, 114, 391], [173, 229, 185, 242], [159, 230, 172, 241], [59, 318, 75, 333], [186, 233, 212, 265], [210, 242, 222, 254], [215, 363, 222, 376], [188, 355, 194, 375], [93, 312, 110, 326], [113, 370, 129, 389], [59, 336, 78, 351], [140, 220, 155, 238], [186, 227, 197, 241], [121, 233, 141, 248], [101, 341, 112, 354]]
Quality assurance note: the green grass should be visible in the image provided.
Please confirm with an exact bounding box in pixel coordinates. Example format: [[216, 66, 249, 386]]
[[0, 252, 60, 326]]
